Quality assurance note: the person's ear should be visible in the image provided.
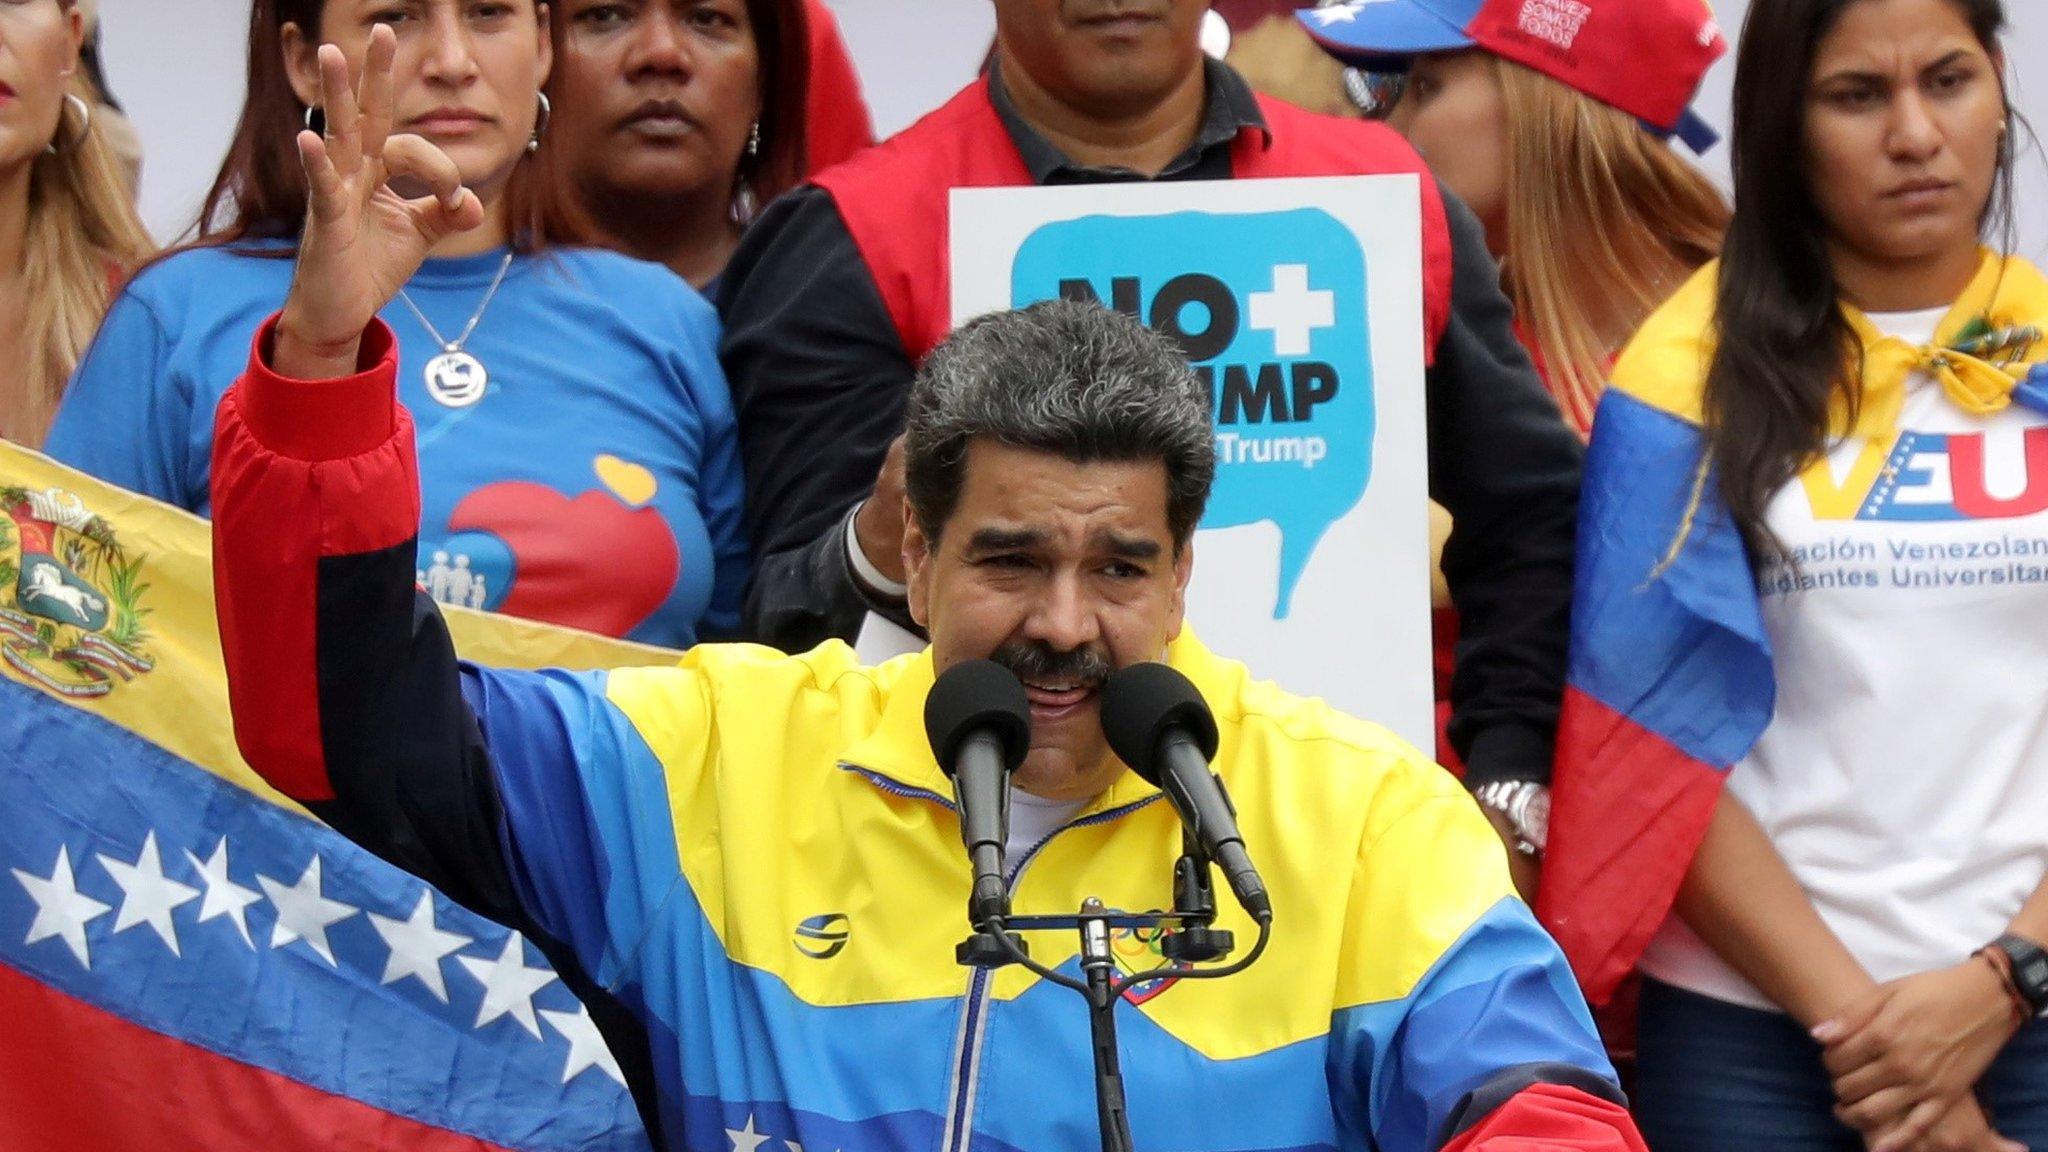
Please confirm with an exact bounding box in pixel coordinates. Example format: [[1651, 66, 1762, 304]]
[[905, 513, 935, 630], [60, 8, 83, 75], [1164, 540, 1193, 641], [282, 22, 323, 112], [534, 3, 555, 87]]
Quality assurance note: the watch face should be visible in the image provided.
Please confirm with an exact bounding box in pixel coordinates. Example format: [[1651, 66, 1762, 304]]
[[2021, 953, 2048, 997]]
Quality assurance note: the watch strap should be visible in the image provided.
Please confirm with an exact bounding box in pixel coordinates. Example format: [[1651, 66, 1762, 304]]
[[1993, 933, 2048, 1017]]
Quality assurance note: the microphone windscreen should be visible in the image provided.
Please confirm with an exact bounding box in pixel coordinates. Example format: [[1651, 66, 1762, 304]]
[[1099, 662, 1220, 783], [924, 659, 1033, 775]]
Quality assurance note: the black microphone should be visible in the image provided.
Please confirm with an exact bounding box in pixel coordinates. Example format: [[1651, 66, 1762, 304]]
[[1100, 663, 1272, 923], [924, 659, 1033, 927]]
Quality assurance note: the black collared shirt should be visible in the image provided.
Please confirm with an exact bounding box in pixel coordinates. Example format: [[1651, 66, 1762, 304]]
[[717, 65, 1582, 788], [987, 58, 1266, 185]]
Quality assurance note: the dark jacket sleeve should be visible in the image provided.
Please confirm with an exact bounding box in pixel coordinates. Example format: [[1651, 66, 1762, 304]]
[[210, 316, 665, 1138], [716, 186, 923, 652], [1424, 189, 1583, 788], [211, 316, 515, 915]]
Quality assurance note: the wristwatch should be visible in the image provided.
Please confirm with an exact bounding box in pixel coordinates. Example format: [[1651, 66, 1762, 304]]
[[1472, 781, 1550, 857], [1991, 933, 2048, 1018]]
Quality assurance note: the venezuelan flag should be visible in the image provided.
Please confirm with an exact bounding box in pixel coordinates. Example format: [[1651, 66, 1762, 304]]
[[0, 441, 664, 1151], [1535, 268, 1776, 1008]]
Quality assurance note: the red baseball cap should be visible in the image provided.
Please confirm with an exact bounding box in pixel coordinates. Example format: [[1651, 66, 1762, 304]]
[[1298, 0, 1727, 152]]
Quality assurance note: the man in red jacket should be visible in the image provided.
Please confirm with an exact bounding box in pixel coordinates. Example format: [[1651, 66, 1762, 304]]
[[717, 0, 1575, 869]]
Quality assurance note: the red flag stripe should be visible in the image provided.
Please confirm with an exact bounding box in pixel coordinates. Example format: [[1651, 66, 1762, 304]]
[[0, 960, 514, 1152], [1537, 686, 1725, 1006]]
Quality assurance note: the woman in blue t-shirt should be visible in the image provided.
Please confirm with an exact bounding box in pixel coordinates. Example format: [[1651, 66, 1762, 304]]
[[47, 0, 746, 648]]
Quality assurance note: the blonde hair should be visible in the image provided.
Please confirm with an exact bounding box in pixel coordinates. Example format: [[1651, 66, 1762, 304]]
[[1492, 57, 1728, 433], [11, 65, 155, 448], [1225, 15, 1362, 120]]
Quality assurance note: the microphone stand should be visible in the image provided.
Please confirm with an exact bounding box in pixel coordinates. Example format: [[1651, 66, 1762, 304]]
[[964, 836, 1260, 1152], [1079, 898, 1135, 1152]]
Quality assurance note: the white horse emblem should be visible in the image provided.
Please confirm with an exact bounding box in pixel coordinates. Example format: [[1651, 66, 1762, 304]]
[[26, 562, 105, 620]]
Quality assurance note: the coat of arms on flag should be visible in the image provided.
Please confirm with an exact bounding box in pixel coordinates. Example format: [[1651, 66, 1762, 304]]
[[0, 485, 154, 698]]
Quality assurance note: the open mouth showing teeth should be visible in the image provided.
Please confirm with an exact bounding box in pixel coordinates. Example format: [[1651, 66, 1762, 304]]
[[1024, 681, 1096, 710]]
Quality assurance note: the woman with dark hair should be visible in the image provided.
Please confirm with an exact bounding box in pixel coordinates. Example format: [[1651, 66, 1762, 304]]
[[1550, 0, 2048, 1148], [540, 0, 828, 288], [46, 0, 748, 649]]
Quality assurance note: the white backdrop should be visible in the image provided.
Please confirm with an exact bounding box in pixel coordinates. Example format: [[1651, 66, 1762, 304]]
[[106, 1, 2048, 257], [107, 1, 2045, 254]]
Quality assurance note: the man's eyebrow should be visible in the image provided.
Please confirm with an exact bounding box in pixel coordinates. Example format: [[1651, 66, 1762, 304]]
[[1096, 532, 1164, 561], [966, 527, 1046, 552]]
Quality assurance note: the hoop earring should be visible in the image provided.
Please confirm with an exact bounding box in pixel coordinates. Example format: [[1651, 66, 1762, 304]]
[[304, 104, 325, 136], [43, 93, 91, 156], [746, 120, 760, 160], [528, 92, 551, 153], [729, 179, 757, 228]]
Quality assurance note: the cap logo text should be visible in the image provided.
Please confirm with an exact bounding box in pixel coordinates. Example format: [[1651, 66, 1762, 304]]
[[1516, 0, 1593, 51]]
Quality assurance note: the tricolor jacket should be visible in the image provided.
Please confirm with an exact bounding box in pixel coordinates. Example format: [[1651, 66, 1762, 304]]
[[211, 318, 1643, 1152]]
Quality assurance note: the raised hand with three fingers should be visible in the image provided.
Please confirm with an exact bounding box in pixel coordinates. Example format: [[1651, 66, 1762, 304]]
[[273, 24, 486, 383]]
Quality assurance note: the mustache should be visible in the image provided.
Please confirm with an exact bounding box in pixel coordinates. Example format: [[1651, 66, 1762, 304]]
[[990, 641, 1114, 689], [1064, 0, 1165, 18]]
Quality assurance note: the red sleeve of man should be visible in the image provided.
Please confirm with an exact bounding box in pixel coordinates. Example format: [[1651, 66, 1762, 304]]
[[804, 0, 876, 174], [1440, 1083, 1650, 1152]]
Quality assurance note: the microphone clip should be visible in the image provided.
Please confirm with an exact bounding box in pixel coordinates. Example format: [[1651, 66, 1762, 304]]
[[1161, 833, 1235, 964], [956, 928, 1030, 969]]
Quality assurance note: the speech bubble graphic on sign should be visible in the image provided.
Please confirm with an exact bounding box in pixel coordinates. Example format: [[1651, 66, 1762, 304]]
[[948, 175, 1433, 751], [1011, 209, 1373, 618]]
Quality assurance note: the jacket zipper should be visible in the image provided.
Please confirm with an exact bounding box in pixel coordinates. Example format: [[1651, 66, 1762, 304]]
[[937, 795, 1162, 1152]]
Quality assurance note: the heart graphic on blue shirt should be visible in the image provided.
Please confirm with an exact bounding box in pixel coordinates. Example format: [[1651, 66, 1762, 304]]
[[441, 479, 680, 637]]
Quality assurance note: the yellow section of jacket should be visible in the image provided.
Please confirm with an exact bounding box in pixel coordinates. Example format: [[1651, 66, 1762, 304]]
[[600, 629, 1517, 1063]]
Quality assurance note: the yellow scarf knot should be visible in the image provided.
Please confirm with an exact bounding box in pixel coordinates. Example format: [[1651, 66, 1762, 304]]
[[1863, 324, 2043, 422], [1841, 251, 2048, 440]]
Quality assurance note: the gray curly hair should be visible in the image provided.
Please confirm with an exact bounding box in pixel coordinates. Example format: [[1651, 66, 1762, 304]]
[[904, 299, 1216, 549]]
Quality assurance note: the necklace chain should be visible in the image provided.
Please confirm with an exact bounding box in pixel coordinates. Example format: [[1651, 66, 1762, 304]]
[[398, 250, 516, 353]]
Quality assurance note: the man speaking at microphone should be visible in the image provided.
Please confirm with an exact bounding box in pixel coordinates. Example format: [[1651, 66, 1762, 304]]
[[212, 53, 1637, 1143]]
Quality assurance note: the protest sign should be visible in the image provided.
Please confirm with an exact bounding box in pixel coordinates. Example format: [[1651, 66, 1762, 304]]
[[953, 177, 1433, 745]]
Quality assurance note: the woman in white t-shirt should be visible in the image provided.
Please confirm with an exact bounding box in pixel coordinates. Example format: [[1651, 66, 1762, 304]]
[[1570, 0, 2048, 1149]]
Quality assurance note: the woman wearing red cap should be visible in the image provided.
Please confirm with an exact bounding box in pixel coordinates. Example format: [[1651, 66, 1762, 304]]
[[1301, 0, 1729, 432], [1547, 0, 2048, 1148], [1301, 0, 1730, 888]]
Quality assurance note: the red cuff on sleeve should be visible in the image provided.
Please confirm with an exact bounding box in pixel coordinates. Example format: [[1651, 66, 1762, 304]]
[[1440, 1083, 1649, 1152], [240, 315, 399, 462]]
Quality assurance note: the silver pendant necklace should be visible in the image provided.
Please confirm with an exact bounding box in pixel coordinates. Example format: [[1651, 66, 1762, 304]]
[[398, 250, 517, 409]]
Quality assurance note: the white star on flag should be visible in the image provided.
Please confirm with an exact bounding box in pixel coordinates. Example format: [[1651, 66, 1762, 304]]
[[457, 933, 556, 1037], [14, 846, 111, 969], [98, 831, 200, 956], [186, 839, 262, 949], [258, 855, 357, 965], [726, 1114, 770, 1152], [540, 1004, 626, 1085], [369, 891, 472, 1003]]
